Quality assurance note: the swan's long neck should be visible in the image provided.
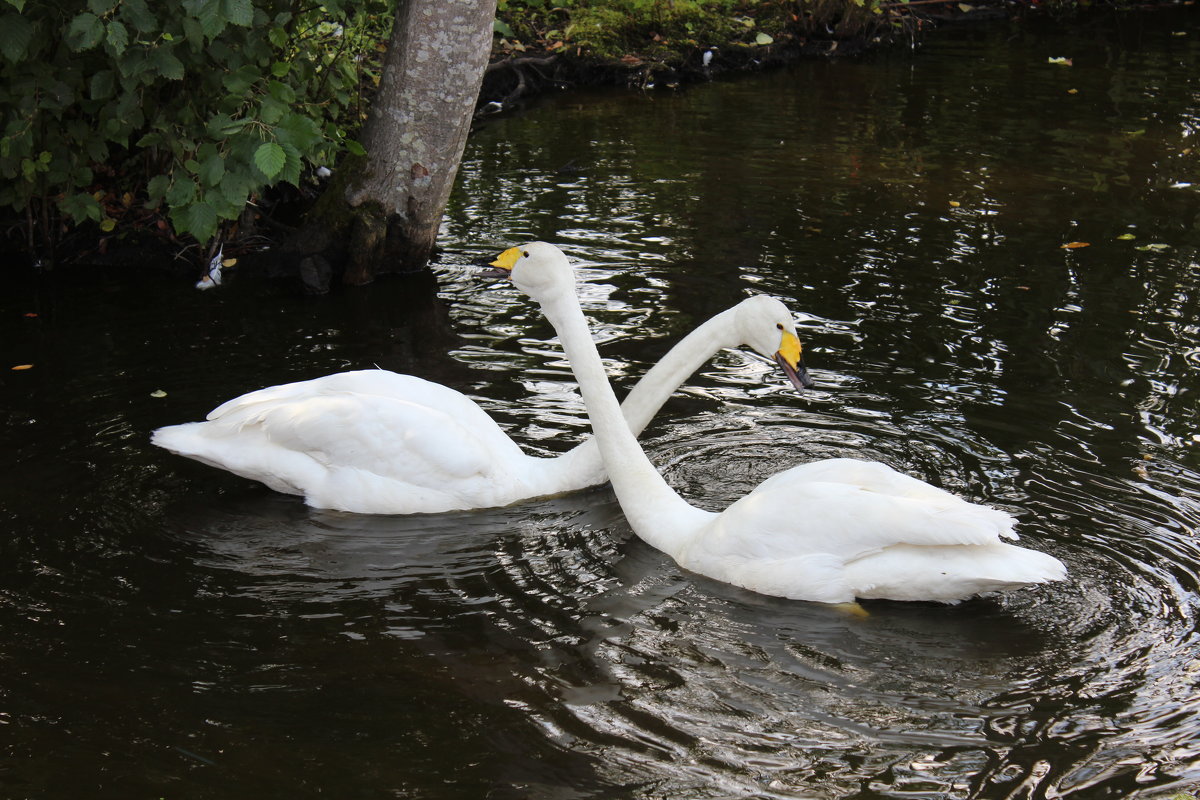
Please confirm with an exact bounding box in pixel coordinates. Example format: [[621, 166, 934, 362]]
[[538, 288, 713, 554], [616, 307, 740, 432], [553, 307, 741, 479]]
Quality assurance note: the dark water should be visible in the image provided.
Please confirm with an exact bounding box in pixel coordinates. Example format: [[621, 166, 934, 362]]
[[4, 11, 1200, 799]]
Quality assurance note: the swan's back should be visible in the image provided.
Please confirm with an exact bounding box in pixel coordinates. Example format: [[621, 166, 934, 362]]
[[152, 370, 541, 514], [683, 458, 1063, 604]]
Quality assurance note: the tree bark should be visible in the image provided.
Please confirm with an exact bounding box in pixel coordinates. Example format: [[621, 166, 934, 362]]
[[340, 0, 497, 285]]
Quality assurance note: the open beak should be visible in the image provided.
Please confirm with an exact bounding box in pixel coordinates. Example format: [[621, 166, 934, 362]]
[[478, 246, 521, 278], [775, 330, 814, 391]]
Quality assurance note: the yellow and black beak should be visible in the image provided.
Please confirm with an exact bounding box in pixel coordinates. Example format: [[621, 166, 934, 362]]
[[775, 330, 814, 391], [479, 246, 521, 278]]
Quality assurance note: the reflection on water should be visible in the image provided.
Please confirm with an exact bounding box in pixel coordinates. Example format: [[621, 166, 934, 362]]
[[3, 11, 1200, 800]]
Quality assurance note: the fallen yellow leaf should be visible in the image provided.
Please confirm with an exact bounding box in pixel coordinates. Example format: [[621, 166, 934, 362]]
[[949, 200, 961, 207], [1061, 241, 1091, 249], [1116, 233, 1136, 240], [12, 364, 33, 370], [150, 389, 168, 398]]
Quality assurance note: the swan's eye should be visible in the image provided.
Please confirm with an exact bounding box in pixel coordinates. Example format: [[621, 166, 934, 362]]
[[776, 323, 784, 330], [522, 250, 530, 258]]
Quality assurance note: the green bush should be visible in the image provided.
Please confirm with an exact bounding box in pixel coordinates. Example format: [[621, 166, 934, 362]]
[[0, 0, 390, 255]]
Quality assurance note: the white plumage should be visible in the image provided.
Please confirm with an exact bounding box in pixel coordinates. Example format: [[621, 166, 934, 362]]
[[152, 295, 809, 515], [496, 242, 1068, 604]]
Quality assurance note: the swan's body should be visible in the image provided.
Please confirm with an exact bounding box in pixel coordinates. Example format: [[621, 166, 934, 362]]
[[494, 242, 1068, 604], [152, 297, 807, 515]]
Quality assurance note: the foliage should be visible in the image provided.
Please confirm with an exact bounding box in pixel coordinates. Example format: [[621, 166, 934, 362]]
[[494, 0, 891, 62], [0, 0, 391, 256]]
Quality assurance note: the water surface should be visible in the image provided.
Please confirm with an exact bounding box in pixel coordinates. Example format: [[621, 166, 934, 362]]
[[3, 11, 1200, 799]]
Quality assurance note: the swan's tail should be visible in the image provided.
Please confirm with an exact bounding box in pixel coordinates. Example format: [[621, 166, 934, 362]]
[[151, 422, 204, 457], [845, 543, 1067, 604]]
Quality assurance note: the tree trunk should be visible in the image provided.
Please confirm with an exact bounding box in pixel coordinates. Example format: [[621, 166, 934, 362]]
[[340, 0, 497, 285]]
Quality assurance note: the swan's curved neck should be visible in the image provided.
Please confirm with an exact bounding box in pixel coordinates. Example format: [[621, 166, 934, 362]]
[[538, 288, 713, 552], [554, 306, 741, 475], [616, 306, 740, 431]]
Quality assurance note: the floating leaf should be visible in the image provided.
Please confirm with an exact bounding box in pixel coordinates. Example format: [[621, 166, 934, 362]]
[[221, 257, 238, 267], [1061, 241, 1090, 249], [948, 200, 961, 207], [1116, 233, 1136, 240], [11, 364, 33, 370], [1135, 243, 1171, 252], [1067, 88, 1079, 94], [1047, 56, 1073, 66], [754, 32, 774, 46], [100, 218, 116, 232], [150, 389, 168, 398]]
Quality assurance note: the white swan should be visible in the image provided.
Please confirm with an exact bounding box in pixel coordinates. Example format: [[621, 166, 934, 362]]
[[489, 242, 1068, 604], [151, 296, 811, 515]]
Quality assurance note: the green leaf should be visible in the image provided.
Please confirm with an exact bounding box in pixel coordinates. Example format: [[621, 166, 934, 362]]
[[67, 12, 105, 51], [271, 60, 290, 77], [182, 15, 204, 47], [4, 0, 26, 12], [173, 200, 219, 240], [222, 0, 253, 27], [268, 26, 288, 49], [279, 142, 302, 186], [206, 113, 246, 138], [198, 153, 225, 187], [754, 32, 774, 45], [146, 174, 170, 202], [222, 64, 259, 95], [151, 46, 186, 80], [89, 69, 116, 100], [121, 0, 157, 33], [166, 175, 197, 207], [494, 19, 515, 38], [106, 20, 129, 56], [253, 141, 286, 179], [217, 169, 252, 208], [267, 80, 295, 104], [0, 13, 33, 61], [88, 0, 112, 15], [275, 113, 322, 150], [193, 0, 226, 39], [345, 139, 366, 157], [59, 192, 102, 223], [259, 95, 287, 124]]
